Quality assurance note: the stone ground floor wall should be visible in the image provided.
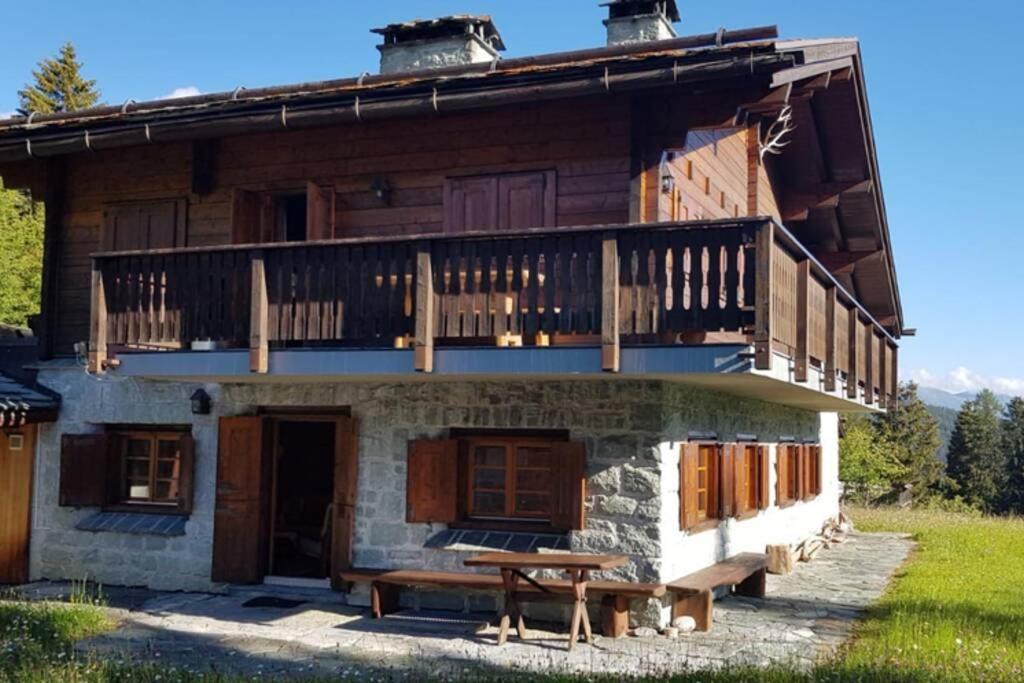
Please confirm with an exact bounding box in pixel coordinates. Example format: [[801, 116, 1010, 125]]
[[29, 368, 838, 627]]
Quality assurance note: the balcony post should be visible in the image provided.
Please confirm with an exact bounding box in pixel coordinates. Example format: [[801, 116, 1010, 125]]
[[878, 335, 888, 408], [890, 344, 899, 410], [847, 311, 859, 400], [824, 287, 837, 392], [601, 231, 620, 372], [754, 222, 774, 371], [414, 244, 434, 373], [88, 261, 107, 374], [794, 260, 811, 383], [864, 325, 875, 406], [249, 252, 269, 374]]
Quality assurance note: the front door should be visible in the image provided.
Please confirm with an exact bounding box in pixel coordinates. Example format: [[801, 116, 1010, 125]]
[[211, 414, 358, 588], [0, 426, 35, 585]]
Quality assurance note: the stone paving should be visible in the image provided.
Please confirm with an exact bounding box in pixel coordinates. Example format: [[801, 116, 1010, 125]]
[[47, 531, 911, 679]]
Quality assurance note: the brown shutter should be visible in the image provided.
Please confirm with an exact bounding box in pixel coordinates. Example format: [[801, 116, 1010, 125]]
[[142, 199, 186, 249], [800, 445, 812, 501], [811, 445, 822, 496], [775, 445, 787, 506], [176, 433, 196, 514], [231, 189, 263, 244], [307, 182, 335, 241], [552, 441, 586, 531], [680, 442, 699, 530], [719, 444, 734, 519], [445, 176, 499, 233], [731, 444, 747, 517], [102, 204, 143, 252], [332, 416, 359, 587], [497, 171, 556, 230], [758, 446, 770, 510], [406, 439, 459, 523], [212, 416, 268, 584], [59, 434, 109, 507]]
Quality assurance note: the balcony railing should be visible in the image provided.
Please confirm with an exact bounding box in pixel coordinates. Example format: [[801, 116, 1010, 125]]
[[89, 218, 898, 407]]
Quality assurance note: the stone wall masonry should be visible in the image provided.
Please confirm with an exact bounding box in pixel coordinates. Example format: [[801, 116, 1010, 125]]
[[30, 368, 832, 627]]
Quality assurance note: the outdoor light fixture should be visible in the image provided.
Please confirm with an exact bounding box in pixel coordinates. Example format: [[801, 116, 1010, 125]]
[[190, 388, 211, 415], [370, 176, 392, 204]]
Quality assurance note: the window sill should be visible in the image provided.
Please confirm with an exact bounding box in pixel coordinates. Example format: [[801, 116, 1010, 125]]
[[75, 511, 188, 537], [734, 510, 760, 522], [424, 528, 570, 553], [450, 520, 566, 534], [103, 503, 187, 516], [777, 500, 797, 509], [683, 518, 722, 535]]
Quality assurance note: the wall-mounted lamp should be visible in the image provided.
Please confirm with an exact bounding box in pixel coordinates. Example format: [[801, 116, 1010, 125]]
[[190, 388, 211, 415], [661, 172, 675, 194], [370, 176, 392, 204]]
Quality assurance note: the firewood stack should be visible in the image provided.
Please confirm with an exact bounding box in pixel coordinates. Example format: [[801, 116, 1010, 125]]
[[766, 514, 853, 574]]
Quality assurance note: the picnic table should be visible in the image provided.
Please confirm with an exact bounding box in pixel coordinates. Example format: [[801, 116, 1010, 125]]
[[464, 552, 628, 649]]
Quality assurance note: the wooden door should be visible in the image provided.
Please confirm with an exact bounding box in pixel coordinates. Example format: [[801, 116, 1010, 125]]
[[330, 416, 358, 589], [102, 200, 186, 251], [212, 416, 270, 583], [497, 171, 556, 231], [0, 427, 35, 585]]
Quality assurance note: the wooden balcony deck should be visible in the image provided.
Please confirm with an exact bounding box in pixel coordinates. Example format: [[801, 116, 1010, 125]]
[[88, 218, 898, 409]]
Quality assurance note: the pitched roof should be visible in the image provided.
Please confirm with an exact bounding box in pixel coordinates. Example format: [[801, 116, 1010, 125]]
[[0, 372, 59, 426]]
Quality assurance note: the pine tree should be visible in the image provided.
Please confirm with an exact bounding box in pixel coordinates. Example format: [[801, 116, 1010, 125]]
[[1003, 397, 1024, 514], [17, 42, 100, 115], [947, 389, 1007, 512], [872, 382, 943, 492]]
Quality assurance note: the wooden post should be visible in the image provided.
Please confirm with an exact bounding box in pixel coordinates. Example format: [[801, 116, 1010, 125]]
[[794, 260, 810, 382], [824, 287, 837, 392], [766, 544, 795, 575], [847, 311, 859, 400], [753, 222, 774, 371], [414, 245, 434, 372], [601, 232, 620, 372], [889, 344, 899, 410], [88, 263, 107, 374], [864, 325, 875, 406], [878, 335, 888, 408], [249, 253, 268, 373]]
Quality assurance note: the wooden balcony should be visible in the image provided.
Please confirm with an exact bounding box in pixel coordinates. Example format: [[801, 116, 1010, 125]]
[[89, 218, 898, 410]]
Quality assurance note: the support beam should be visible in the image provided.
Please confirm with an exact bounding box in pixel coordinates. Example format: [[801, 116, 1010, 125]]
[[601, 232, 620, 372], [88, 264, 107, 374], [864, 325, 875, 406], [414, 245, 435, 372], [879, 335, 888, 408], [824, 287, 837, 392], [794, 260, 810, 383], [781, 179, 873, 222], [889, 345, 900, 410], [249, 253, 268, 373], [847, 312, 859, 400], [810, 249, 881, 276], [754, 222, 774, 371]]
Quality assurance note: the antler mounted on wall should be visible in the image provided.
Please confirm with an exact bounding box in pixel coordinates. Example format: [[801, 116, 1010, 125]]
[[759, 105, 796, 162]]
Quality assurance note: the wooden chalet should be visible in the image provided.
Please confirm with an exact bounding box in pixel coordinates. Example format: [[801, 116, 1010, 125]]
[[0, 1, 905, 633]]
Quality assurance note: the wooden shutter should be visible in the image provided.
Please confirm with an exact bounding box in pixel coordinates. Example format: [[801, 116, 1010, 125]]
[[307, 182, 336, 241], [212, 416, 268, 584], [444, 176, 499, 233], [406, 439, 460, 523], [810, 445, 822, 496], [680, 442, 699, 530], [731, 444, 747, 517], [719, 444, 734, 519], [59, 434, 109, 507], [102, 200, 186, 251], [176, 433, 196, 514], [497, 171, 556, 230], [775, 445, 788, 506], [102, 204, 141, 252], [332, 416, 359, 588], [231, 189, 263, 244], [758, 446, 770, 510], [552, 441, 586, 531], [799, 445, 812, 501]]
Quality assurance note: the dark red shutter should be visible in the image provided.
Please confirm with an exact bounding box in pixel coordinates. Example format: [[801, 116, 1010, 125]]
[[231, 189, 263, 244], [444, 176, 498, 234], [59, 434, 109, 507], [406, 439, 460, 523], [718, 444, 734, 519], [731, 444, 747, 517], [552, 441, 586, 531], [497, 171, 556, 230]]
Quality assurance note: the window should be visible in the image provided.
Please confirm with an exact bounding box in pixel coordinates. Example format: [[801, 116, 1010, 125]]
[[777, 443, 822, 506], [120, 432, 186, 505], [681, 442, 770, 530], [277, 194, 308, 242], [231, 182, 334, 244], [405, 433, 586, 531], [802, 445, 822, 500], [680, 442, 721, 530], [59, 429, 194, 514], [466, 438, 553, 521]]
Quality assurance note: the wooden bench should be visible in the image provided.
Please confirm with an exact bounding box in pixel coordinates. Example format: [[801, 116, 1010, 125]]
[[339, 569, 665, 638], [666, 552, 768, 632]]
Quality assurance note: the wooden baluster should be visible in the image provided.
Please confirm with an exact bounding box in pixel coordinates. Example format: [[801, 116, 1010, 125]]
[[722, 229, 741, 331], [558, 235, 573, 336], [668, 230, 686, 334], [414, 243, 434, 372], [493, 240, 509, 338], [754, 222, 774, 371], [308, 246, 322, 342], [524, 238, 541, 338], [824, 287, 838, 392], [794, 260, 811, 383], [89, 262, 108, 374], [653, 231, 668, 335], [847, 310, 860, 400], [618, 231, 635, 337], [250, 251, 269, 374], [704, 238, 722, 332], [602, 232, 620, 372], [541, 236, 558, 337], [477, 240, 493, 338], [510, 239, 524, 336]]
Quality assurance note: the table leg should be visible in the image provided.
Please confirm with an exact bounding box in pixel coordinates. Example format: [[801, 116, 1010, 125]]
[[498, 568, 525, 645], [567, 568, 591, 650]]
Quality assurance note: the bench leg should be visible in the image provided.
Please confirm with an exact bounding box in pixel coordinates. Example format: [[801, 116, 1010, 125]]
[[735, 568, 767, 599], [600, 594, 629, 638], [370, 582, 401, 619], [673, 590, 713, 632]]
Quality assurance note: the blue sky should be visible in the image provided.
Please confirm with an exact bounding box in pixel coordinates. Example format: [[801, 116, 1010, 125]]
[[1, 1, 1021, 396]]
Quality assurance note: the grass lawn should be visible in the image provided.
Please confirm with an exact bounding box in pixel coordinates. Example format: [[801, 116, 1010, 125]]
[[2, 507, 1022, 681]]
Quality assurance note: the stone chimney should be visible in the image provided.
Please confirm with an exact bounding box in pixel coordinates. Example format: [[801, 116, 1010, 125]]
[[371, 15, 506, 75], [601, 1, 680, 46]]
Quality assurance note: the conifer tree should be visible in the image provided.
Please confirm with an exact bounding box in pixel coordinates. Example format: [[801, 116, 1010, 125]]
[[947, 389, 1007, 511], [1003, 397, 1024, 514], [17, 42, 100, 115], [0, 179, 45, 327], [872, 382, 942, 491]]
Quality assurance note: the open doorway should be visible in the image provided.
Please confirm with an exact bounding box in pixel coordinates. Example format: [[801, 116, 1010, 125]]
[[268, 420, 335, 583]]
